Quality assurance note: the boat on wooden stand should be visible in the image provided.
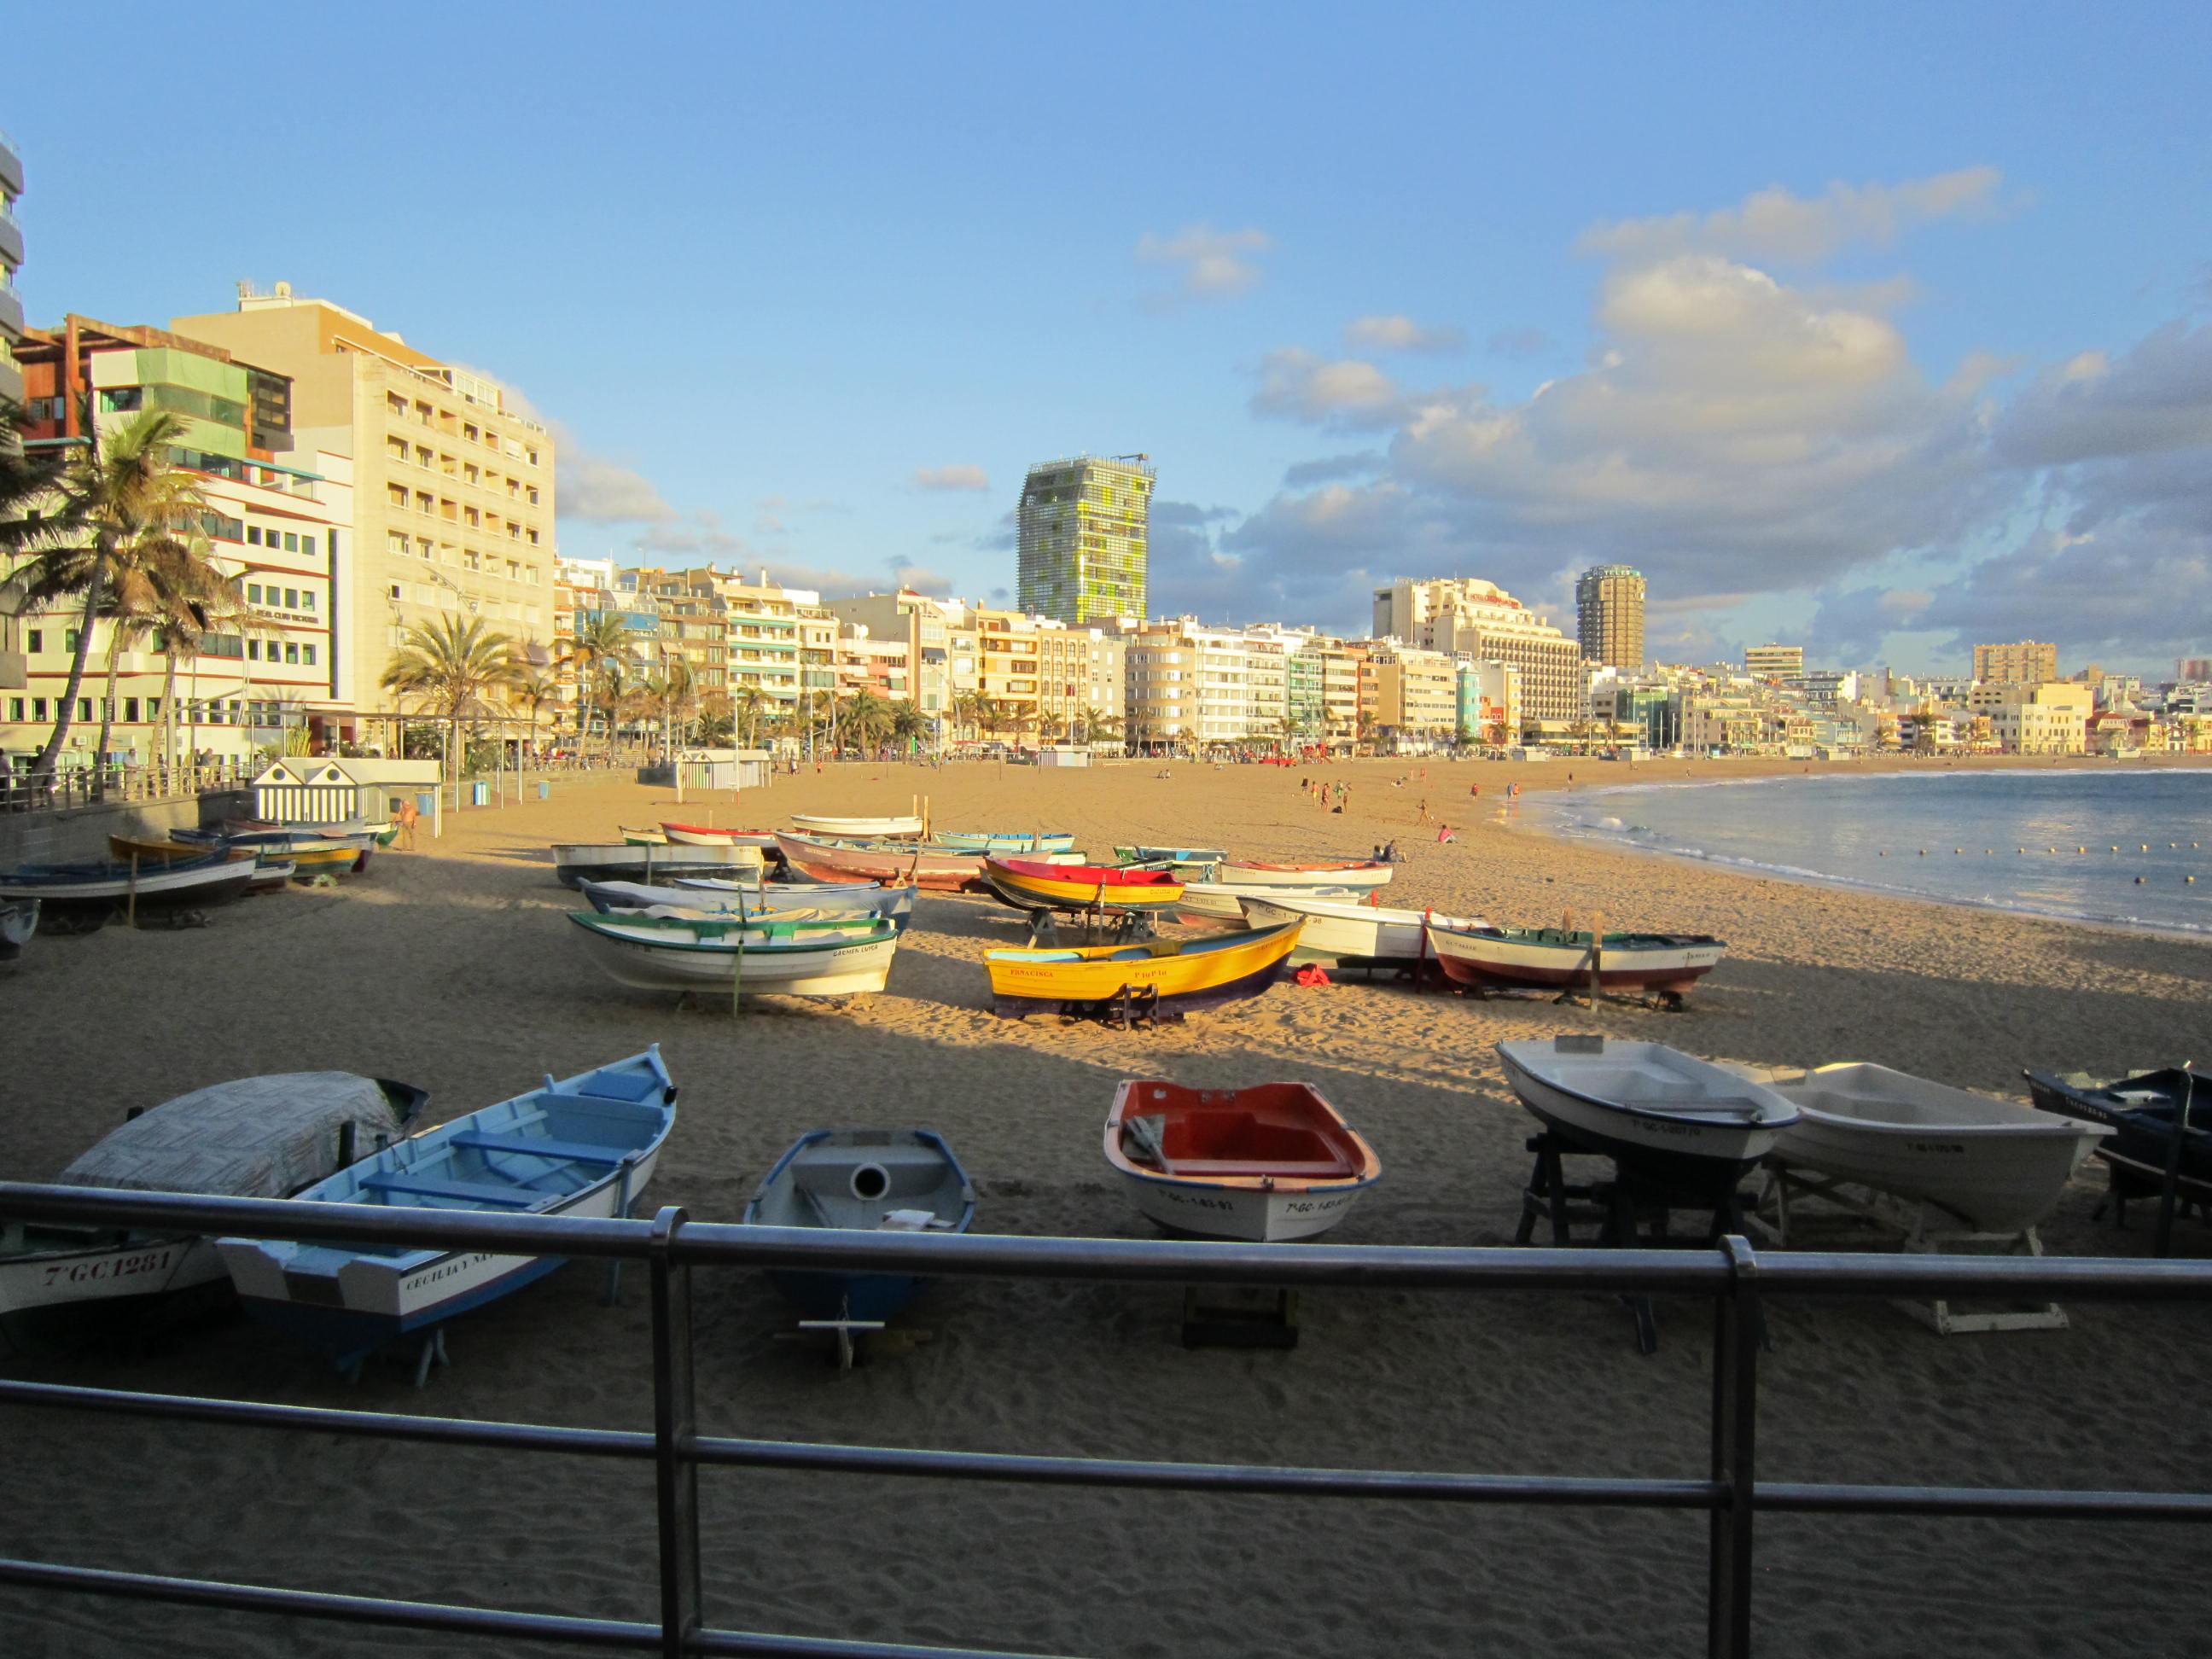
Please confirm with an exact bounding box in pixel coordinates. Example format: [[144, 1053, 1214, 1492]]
[[1174, 881, 1358, 922], [1, 1072, 425, 1353], [660, 821, 778, 847], [1428, 919, 1726, 1004], [567, 911, 901, 997], [2024, 1068, 2211, 1211], [0, 853, 258, 928], [1104, 1081, 1381, 1242], [790, 812, 925, 840], [934, 830, 1076, 853], [552, 841, 765, 888], [1497, 1036, 1799, 1199], [776, 832, 981, 892], [218, 1049, 678, 1376], [1237, 894, 1484, 966], [1218, 858, 1395, 893], [981, 856, 1184, 915], [985, 920, 1303, 1020]]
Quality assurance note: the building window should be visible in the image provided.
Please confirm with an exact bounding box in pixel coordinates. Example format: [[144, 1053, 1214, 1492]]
[[302, 644, 317, 666], [284, 642, 300, 665], [302, 534, 316, 556], [31, 698, 46, 720], [26, 629, 40, 652], [285, 589, 300, 608], [247, 640, 260, 661], [247, 584, 263, 604], [281, 533, 297, 552], [301, 591, 316, 611], [5, 697, 19, 720], [247, 527, 263, 546], [124, 697, 139, 722]]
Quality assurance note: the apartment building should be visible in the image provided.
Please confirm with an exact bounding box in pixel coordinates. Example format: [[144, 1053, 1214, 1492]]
[[1972, 640, 2058, 684], [1125, 618, 1260, 748], [170, 284, 556, 719], [826, 590, 973, 725], [1320, 641, 1363, 742], [1035, 623, 1126, 740], [1458, 659, 1522, 742], [1743, 643, 1805, 682], [1371, 577, 1582, 726], [797, 608, 837, 700], [1016, 453, 1153, 625], [835, 630, 911, 701], [1359, 639, 1458, 748], [1575, 563, 1645, 672], [2, 317, 353, 762], [0, 128, 24, 412]]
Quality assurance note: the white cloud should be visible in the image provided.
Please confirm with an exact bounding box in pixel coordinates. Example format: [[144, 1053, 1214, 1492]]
[[1579, 166, 2009, 267], [1346, 315, 1466, 354], [556, 444, 678, 524], [1136, 224, 1272, 304], [1249, 349, 1412, 429], [911, 463, 992, 492]]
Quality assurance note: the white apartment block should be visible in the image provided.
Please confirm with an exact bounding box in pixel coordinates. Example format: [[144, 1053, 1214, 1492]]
[[1371, 576, 1583, 725]]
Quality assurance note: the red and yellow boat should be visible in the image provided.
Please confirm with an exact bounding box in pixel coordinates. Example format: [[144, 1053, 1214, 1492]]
[[981, 856, 1184, 914], [985, 920, 1304, 1017]]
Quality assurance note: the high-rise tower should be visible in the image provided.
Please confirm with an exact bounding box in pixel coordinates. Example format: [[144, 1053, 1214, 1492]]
[[1575, 563, 1645, 671], [1016, 453, 1153, 625]]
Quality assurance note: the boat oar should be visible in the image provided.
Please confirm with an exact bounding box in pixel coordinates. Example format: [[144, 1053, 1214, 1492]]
[[2155, 1060, 2194, 1258], [730, 915, 747, 1022]]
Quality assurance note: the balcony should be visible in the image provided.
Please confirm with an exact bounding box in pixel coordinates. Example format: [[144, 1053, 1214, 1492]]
[[0, 202, 21, 276]]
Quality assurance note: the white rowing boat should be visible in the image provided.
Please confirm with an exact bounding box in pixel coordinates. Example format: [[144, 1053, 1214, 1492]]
[[1237, 894, 1486, 962]]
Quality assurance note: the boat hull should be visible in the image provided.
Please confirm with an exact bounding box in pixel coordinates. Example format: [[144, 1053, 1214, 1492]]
[[790, 814, 924, 839], [1430, 926, 1724, 994], [986, 923, 1301, 1017], [2024, 1071, 2212, 1204], [1174, 882, 1357, 922], [569, 917, 899, 996], [776, 833, 981, 891], [661, 822, 777, 847], [1497, 1041, 1789, 1197], [934, 830, 1076, 854], [0, 1236, 229, 1352], [1220, 861, 1394, 891], [1236, 896, 1482, 959], [553, 844, 765, 888], [0, 859, 257, 921]]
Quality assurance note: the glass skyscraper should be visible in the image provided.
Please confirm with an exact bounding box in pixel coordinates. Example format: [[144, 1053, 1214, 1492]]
[[1016, 453, 1153, 625]]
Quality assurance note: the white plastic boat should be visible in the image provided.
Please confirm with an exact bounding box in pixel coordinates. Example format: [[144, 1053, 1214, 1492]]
[[1496, 1036, 1799, 1196], [1734, 1061, 2111, 1231], [567, 911, 900, 997], [789, 813, 925, 839], [1237, 894, 1486, 962], [1103, 1080, 1381, 1242], [1176, 880, 1359, 921], [1218, 859, 1395, 892]]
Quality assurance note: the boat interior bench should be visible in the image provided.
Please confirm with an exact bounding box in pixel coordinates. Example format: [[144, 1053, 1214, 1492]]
[[1156, 1158, 1354, 1179], [451, 1132, 632, 1167], [359, 1173, 547, 1208]]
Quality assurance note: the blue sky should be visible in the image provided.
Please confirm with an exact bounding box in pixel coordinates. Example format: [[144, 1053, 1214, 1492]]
[[9, 2, 2209, 672]]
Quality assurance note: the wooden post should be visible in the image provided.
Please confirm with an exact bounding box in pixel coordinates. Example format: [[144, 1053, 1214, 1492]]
[[127, 851, 140, 928], [1588, 910, 1605, 1007], [730, 913, 747, 1020], [2155, 1062, 2195, 1258]]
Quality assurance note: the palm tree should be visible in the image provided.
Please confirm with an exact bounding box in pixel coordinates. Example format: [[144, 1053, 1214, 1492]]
[[969, 692, 1004, 743], [842, 690, 894, 754], [105, 534, 253, 777], [559, 610, 632, 762], [888, 699, 928, 751], [515, 669, 559, 761], [5, 409, 207, 789], [379, 614, 524, 786], [731, 684, 768, 748]]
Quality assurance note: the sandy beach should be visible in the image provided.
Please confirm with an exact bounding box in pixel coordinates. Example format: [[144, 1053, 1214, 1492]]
[[3, 752, 2209, 1658]]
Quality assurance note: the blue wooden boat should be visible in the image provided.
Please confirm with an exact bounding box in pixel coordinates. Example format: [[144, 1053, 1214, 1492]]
[[932, 830, 1077, 854], [0, 853, 256, 925], [742, 1128, 975, 1322], [218, 1049, 678, 1372]]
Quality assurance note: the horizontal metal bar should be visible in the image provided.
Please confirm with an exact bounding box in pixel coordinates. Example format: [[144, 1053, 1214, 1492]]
[[8, 1182, 2212, 1299], [0, 1557, 1074, 1659], [689, 1435, 1716, 1509], [0, 1377, 650, 1458], [1755, 1482, 2212, 1521], [0, 1557, 660, 1650]]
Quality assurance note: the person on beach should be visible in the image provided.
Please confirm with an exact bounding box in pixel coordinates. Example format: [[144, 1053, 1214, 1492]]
[[1418, 798, 1431, 823]]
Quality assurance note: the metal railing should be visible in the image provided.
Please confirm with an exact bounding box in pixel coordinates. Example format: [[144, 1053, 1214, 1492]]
[[0, 1182, 2208, 1658], [0, 757, 253, 815]]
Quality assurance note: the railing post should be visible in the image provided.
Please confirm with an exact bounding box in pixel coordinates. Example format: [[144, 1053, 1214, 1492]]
[[648, 1204, 700, 1656], [1707, 1235, 1760, 1657]]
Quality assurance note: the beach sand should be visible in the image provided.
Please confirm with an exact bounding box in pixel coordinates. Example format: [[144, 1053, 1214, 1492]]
[[3, 753, 2209, 1657]]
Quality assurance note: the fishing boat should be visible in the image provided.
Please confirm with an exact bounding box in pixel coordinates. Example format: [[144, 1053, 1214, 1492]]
[[1114, 845, 1225, 876], [1496, 1036, 1799, 1197], [1104, 1080, 1381, 1242], [933, 830, 1077, 854], [620, 825, 669, 845], [2023, 1068, 2211, 1206], [0, 854, 258, 926], [177, 825, 365, 876], [0, 899, 37, 962], [218, 1049, 678, 1371], [1, 1072, 425, 1353], [552, 841, 765, 888], [1732, 1062, 2110, 1231], [1177, 880, 1359, 923], [1427, 921, 1726, 1000], [981, 856, 1184, 914], [226, 816, 395, 849], [108, 834, 292, 894], [660, 821, 779, 847], [776, 832, 984, 893], [1237, 894, 1487, 963], [1218, 858, 1395, 893], [567, 911, 901, 997], [985, 920, 1303, 1018], [579, 879, 917, 932], [790, 812, 925, 839], [742, 1128, 976, 1321]]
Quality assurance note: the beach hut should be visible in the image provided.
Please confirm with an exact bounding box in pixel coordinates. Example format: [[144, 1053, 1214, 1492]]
[[1036, 745, 1092, 769], [675, 748, 775, 791], [250, 759, 441, 826]]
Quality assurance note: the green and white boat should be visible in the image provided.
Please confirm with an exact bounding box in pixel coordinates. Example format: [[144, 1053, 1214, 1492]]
[[566, 911, 900, 997]]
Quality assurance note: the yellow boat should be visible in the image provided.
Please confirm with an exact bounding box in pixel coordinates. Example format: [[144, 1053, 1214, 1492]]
[[108, 835, 247, 867], [985, 920, 1303, 1018], [981, 855, 1184, 914]]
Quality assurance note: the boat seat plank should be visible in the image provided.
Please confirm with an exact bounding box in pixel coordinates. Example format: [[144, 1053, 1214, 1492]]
[[359, 1173, 545, 1208], [451, 1132, 631, 1167], [1157, 1158, 1355, 1178]]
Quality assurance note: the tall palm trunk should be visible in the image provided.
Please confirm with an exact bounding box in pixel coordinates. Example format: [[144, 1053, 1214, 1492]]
[[30, 557, 108, 784], [92, 625, 127, 800], [159, 655, 178, 782]]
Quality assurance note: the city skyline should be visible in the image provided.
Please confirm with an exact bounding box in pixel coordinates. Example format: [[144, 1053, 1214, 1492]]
[[4, 3, 2209, 675]]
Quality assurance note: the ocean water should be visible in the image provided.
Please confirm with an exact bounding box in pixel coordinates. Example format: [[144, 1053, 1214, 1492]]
[[1528, 767, 2212, 936]]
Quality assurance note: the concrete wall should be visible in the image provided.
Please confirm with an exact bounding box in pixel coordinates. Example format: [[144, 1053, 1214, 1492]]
[[0, 790, 251, 868]]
